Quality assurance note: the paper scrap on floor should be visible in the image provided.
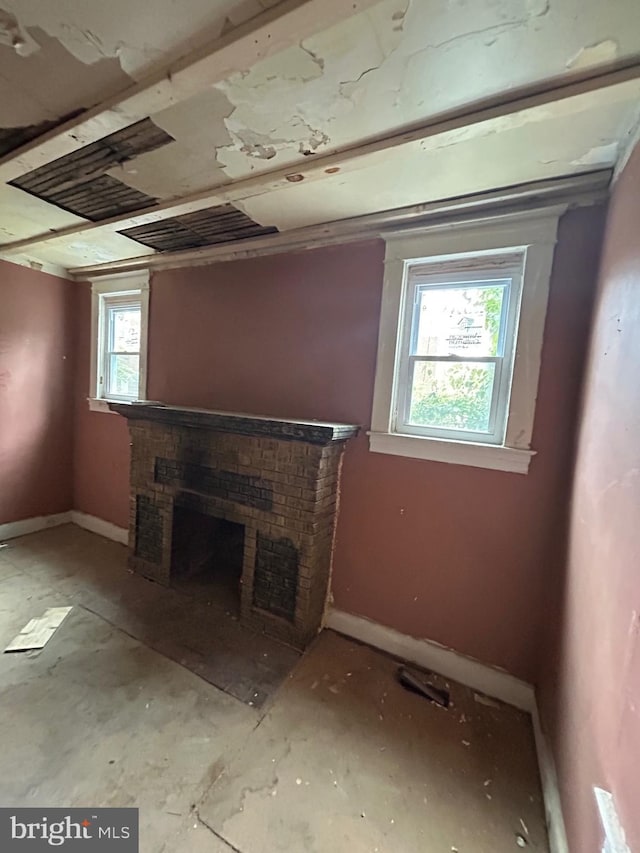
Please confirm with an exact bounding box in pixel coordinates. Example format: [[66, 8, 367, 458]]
[[4, 607, 73, 652]]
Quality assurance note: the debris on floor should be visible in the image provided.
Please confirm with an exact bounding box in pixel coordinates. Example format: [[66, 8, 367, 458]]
[[4, 606, 72, 652], [0, 529, 551, 852], [397, 666, 450, 707]]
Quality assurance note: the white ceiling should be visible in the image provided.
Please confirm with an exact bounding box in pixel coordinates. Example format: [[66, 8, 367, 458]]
[[1, 0, 639, 273]]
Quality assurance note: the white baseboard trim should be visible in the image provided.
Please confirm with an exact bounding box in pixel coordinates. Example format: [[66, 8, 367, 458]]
[[70, 511, 129, 545], [325, 608, 567, 852], [0, 511, 72, 542], [0, 522, 566, 849], [532, 706, 570, 853], [325, 608, 535, 711], [0, 511, 129, 546]]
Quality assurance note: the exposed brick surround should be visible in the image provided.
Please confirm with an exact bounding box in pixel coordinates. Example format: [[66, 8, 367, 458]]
[[110, 404, 359, 648]]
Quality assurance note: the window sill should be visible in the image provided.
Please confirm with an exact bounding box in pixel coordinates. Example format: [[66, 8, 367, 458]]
[[367, 431, 535, 474], [88, 397, 123, 414]]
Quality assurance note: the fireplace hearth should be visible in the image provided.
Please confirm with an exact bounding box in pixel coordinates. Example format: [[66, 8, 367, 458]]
[[110, 403, 359, 648]]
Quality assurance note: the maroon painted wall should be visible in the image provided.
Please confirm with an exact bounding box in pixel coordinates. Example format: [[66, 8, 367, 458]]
[[539, 145, 640, 851], [73, 286, 131, 525], [0, 260, 75, 525], [73, 206, 605, 681]]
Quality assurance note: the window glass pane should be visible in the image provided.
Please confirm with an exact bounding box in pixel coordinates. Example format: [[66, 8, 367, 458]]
[[108, 354, 139, 398], [109, 305, 140, 353], [408, 361, 496, 433], [413, 282, 507, 357]]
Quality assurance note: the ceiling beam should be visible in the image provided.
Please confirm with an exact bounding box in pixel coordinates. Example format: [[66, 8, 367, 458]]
[[0, 0, 383, 183], [67, 170, 611, 278], [2, 60, 639, 257]]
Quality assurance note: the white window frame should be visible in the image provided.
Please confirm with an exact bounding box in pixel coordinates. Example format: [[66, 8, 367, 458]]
[[396, 255, 523, 445], [88, 271, 150, 414], [369, 207, 563, 474]]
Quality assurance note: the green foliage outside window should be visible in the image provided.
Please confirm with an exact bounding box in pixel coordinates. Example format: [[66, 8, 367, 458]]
[[409, 286, 504, 433]]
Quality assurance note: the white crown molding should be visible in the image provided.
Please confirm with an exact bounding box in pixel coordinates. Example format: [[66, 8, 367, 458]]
[[68, 171, 610, 279], [0, 254, 72, 280]]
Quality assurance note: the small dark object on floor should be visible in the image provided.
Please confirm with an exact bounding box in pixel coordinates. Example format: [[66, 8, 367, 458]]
[[397, 666, 450, 708]]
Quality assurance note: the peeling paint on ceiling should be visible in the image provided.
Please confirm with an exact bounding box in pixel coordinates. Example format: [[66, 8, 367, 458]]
[[50, 0, 637, 200], [567, 39, 620, 70], [570, 142, 620, 167], [0, 0, 257, 77], [0, 26, 132, 128], [0, 0, 287, 134], [1, 0, 640, 270], [106, 89, 236, 199], [0, 183, 154, 267], [214, 0, 410, 178], [237, 98, 636, 231]]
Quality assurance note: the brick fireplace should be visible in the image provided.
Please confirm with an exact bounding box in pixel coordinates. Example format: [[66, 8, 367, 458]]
[[109, 403, 359, 648]]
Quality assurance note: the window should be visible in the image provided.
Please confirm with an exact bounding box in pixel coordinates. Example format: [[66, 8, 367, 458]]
[[370, 208, 562, 473], [100, 293, 142, 399], [89, 272, 149, 413], [396, 253, 523, 445]]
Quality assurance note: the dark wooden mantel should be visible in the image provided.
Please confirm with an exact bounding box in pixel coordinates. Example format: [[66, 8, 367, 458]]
[[108, 402, 360, 446]]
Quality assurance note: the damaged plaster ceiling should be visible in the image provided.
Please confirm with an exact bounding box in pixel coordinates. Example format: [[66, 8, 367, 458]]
[[0, 0, 639, 273]]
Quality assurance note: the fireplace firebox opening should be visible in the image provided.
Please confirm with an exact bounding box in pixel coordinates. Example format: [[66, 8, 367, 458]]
[[171, 507, 244, 613]]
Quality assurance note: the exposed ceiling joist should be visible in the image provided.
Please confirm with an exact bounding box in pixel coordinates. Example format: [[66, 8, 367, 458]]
[[0, 0, 382, 183], [3, 61, 639, 257], [67, 170, 611, 278]]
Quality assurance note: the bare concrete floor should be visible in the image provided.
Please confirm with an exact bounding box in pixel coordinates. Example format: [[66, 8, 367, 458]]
[[0, 525, 549, 852]]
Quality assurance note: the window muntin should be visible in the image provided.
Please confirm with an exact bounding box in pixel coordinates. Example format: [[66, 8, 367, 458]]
[[98, 291, 142, 401], [394, 255, 524, 444]]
